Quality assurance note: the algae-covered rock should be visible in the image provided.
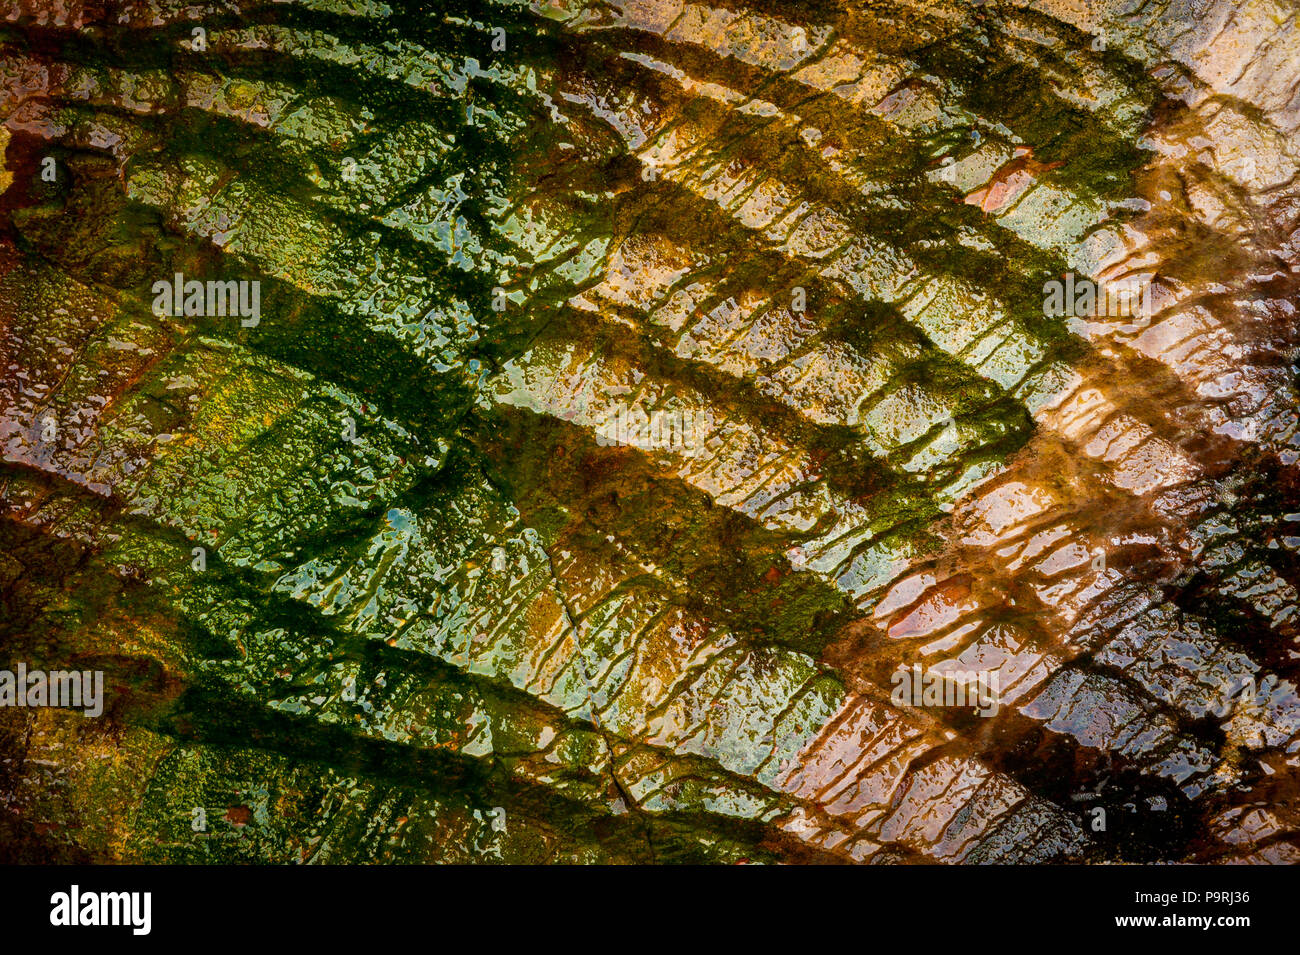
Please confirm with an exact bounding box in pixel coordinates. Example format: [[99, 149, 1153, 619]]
[[2, 0, 1299, 863]]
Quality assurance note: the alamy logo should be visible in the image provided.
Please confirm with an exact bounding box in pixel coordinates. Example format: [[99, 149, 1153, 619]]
[[1043, 272, 1152, 319], [890, 664, 1000, 717], [594, 403, 700, 456], [50, 885, 151, 935], [0, 663, 103, 717], [151, 273, 260, 326]]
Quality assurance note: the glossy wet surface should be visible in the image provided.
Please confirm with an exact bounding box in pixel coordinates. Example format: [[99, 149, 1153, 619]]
[[1, 0, 1299, 863]]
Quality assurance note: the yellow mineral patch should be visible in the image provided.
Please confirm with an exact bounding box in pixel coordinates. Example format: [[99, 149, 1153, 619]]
[[0, 128, 12, 197]]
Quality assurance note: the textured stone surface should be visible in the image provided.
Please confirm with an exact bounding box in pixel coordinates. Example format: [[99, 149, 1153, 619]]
[[1, 0, 1299, 863]]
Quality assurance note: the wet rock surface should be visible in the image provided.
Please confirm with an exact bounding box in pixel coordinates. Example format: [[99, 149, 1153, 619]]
[[1, 0, 1298, 863]]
